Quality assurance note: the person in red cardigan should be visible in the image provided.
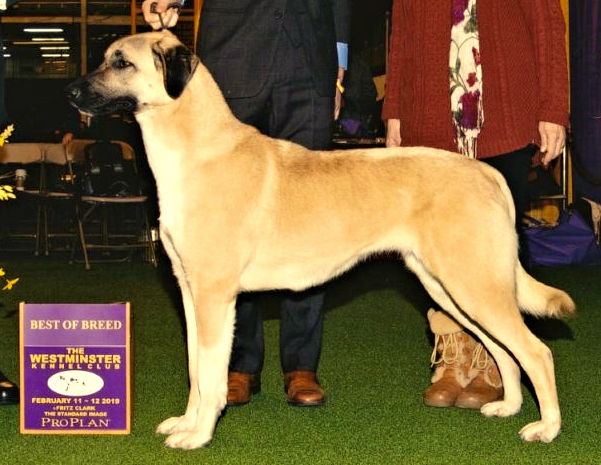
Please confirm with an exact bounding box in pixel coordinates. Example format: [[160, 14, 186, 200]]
[[382, 0, 569, 409]]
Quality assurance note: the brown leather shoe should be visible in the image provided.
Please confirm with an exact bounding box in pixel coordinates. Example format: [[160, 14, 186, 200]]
[[454, 372, 504, 409], [284, 370, 325, 406], [227, 372, 260, 406]]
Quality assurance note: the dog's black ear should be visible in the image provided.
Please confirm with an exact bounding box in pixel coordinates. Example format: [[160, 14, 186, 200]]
[[153, 43, 199, 99]]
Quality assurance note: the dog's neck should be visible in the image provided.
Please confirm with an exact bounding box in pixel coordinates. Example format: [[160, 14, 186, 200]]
[[134, 60, 260, 188], [136, 62, 248, 148]]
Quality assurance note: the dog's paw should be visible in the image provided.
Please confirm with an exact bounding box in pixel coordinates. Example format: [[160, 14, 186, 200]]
[[164, 431, 212, 450], [156, 415, 195, 435], [519, 420, 561, 443], [480, 400, 521, 418]]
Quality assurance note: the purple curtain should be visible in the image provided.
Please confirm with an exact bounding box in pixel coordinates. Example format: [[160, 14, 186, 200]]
[[570, 0, 601, 202]]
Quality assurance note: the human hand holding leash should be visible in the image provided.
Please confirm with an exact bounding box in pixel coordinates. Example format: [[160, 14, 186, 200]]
[[141, 0, 183, 30]]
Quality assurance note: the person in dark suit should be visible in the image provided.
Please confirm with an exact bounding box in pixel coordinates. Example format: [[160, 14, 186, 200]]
[[142, 0, 351, 406]]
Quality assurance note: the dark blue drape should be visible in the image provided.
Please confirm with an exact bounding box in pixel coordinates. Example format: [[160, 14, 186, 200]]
[[570, 0, 601, 202]]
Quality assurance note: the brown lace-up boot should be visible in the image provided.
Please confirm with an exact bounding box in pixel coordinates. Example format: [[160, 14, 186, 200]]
[[423, 309, 474, 407], [454, 342, 504, 409]]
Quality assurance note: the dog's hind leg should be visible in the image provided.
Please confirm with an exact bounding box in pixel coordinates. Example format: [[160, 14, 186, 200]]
[[404, 254, 524, 413], [456, 309, 561, 442], [405, 254, 562, 442], [438, 276, 562, 441]]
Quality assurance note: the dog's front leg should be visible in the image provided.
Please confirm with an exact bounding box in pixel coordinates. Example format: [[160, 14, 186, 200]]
[[155, 283, 200, 435], [155, 238, 202, 437], [163, 294, 236, 450]]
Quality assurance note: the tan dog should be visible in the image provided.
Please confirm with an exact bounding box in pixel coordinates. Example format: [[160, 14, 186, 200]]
[[66, 31, 575, 449]]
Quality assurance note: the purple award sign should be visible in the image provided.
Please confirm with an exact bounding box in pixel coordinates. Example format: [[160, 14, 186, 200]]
[[20, 303, 131, 435]]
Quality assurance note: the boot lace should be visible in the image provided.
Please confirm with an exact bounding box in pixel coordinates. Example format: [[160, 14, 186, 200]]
[[430, 333, 459, 367], [470, 343, 489, 371]]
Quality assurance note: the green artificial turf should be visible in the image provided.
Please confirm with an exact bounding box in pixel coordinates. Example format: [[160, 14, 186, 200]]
[[0, 255, 598, 464]]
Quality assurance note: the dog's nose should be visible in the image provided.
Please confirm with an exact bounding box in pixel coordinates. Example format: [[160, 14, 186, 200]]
[[65, 81, 82, 102]]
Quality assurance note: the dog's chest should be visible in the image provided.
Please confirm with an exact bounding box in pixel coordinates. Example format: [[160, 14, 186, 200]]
[[143, 143, 183, 228]]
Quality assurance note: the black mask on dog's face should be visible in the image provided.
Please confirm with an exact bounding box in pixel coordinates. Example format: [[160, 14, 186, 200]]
[[65, 72, 138, 117], [65, 32, 199, 117]]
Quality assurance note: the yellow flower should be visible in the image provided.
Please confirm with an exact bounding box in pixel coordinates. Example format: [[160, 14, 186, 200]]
[[2, 277, 19, 291], [1, 125, 20, 291], [0, 124, 14, 147], [0, 185, 16, 201], [1, 268, 19, 290]]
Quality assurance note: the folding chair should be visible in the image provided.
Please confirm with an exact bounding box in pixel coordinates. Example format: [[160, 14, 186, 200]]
[[0, 143, 45, 254], [37, 143, 79, 256], [71, 139, 157, 269]]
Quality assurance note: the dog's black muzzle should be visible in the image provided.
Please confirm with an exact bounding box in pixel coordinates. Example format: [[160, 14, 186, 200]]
[[65, 78, 86, 107], [65, 77, 137, 117]]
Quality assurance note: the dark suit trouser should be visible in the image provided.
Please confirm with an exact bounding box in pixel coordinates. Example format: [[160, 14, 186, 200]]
[[225, 30, 334, 375]]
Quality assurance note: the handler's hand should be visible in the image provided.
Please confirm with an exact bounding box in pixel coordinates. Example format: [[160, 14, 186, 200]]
[[539, 121, 566, 168], [141, 0, 181, 30], [385, 119, 402, 148]]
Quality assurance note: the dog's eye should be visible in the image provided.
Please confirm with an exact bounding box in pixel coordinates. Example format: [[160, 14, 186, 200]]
[[114, 59, 133, 70]]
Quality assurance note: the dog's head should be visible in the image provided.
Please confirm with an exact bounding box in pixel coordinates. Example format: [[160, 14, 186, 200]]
[[66, 30, 199, 116]]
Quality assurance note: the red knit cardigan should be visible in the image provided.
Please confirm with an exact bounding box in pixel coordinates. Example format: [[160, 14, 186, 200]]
[[381, 0, 569, 159]]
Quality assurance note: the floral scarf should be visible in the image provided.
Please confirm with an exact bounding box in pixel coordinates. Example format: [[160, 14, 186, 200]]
[[449, 0, 483, 158]]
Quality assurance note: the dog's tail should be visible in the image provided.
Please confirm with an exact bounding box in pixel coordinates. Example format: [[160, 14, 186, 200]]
[[516, 263, 576, 318]]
